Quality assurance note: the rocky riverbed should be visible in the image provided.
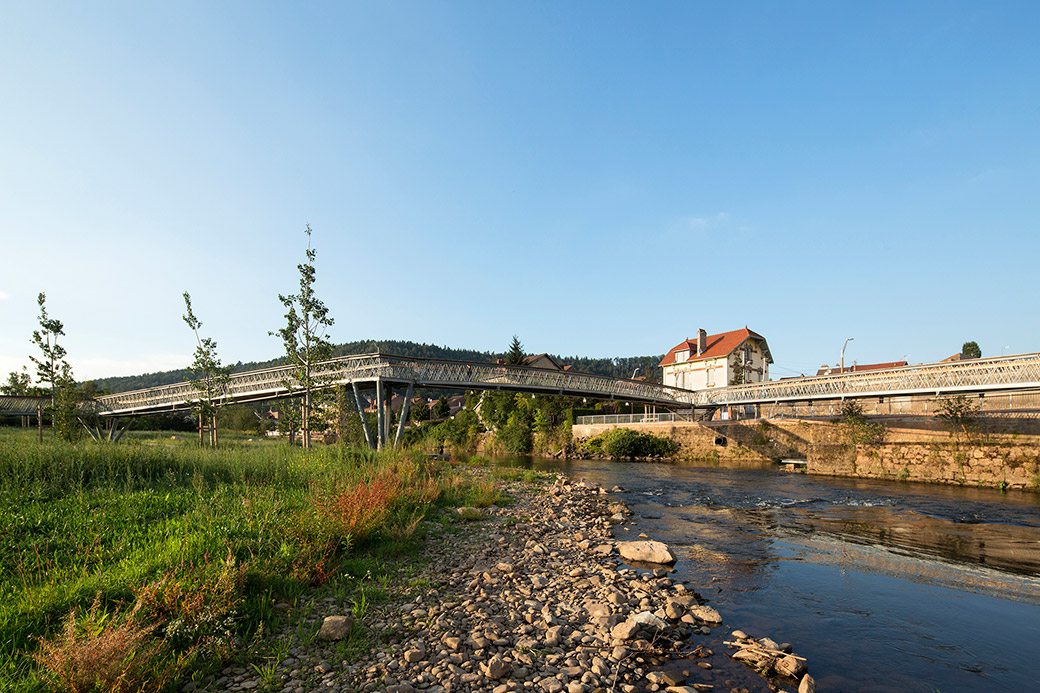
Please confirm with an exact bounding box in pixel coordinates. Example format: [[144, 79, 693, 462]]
[[197, 472, 815, 693]]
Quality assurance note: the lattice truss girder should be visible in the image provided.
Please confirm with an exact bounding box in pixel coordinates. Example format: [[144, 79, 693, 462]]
[[95, 354, 700, 415], [708, 353, 1040, 405]]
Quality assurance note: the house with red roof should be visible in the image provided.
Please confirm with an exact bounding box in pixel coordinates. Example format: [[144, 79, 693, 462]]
[[660, 328, 773, 390]]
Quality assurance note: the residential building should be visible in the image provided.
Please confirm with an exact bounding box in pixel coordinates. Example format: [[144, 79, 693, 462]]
[[660, 328, 772, 390], [816, 360, 908, 376]]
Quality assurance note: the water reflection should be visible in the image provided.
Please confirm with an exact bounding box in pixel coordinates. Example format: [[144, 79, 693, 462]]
[[496, 455, 1040, 692]]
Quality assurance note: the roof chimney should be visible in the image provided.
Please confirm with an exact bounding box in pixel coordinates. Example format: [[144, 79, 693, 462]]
[[697, 328, 707, 356]]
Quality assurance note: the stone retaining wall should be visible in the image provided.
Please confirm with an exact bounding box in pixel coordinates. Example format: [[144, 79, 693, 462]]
[[768, 418, 1040, 489], [572, 417, 1040, 489], [572, 421, 774, 464]]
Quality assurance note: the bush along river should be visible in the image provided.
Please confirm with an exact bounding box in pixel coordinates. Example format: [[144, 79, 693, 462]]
[[500, 456, 1040, 692]]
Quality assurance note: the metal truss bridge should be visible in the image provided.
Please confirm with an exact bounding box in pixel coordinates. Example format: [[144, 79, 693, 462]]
[[702, 352, 1040, 406], [94, 353, 700, 415], [93, 353, 701, 447]]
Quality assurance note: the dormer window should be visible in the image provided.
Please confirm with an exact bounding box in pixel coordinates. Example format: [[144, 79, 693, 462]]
[[675, 349, 689, 363]]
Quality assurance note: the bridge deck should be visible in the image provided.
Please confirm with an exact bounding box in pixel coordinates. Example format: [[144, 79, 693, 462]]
[[95, 353, 699, 416]]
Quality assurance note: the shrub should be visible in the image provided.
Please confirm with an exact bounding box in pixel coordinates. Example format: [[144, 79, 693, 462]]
[[840, 401, 886, 446], [935, 395, 980, 437], [497, 420, 533, 454], [582, 428, 678, 460]]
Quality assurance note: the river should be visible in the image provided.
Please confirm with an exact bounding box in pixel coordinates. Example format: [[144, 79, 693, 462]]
[[497, 457, 1040, 692]]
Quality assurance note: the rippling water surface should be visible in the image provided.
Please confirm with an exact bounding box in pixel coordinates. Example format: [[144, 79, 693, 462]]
[[504, 457, 1040, 692]]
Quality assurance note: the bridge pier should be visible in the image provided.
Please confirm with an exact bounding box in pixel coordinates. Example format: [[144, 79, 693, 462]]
[[351, 382, 375, 450], [375, 379, 385, 450], [394, 382, 414, 448]]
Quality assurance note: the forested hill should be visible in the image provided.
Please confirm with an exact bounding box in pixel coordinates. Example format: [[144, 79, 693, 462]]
[[92, 340, 665, 393]]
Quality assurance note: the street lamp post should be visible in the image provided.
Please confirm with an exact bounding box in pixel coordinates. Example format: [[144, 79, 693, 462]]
[[841, 337, 855, 373]]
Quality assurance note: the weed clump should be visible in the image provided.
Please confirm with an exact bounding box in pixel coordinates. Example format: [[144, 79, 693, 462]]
[[33, 595, 164, 693]]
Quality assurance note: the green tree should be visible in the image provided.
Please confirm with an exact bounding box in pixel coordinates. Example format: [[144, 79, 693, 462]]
[[29, 292, 69, 409], [29, 293, 80, 441], [411, 398, 430, 423], [505, 335, 525, 365], [272, 225, 335, 449], [729, 355, 746, 385], [432, 396, 451, 419], [277, 398, 303, 445], [961, 341, 982, 359], [1, 367, 36, 396], [182, 292, 232, 446]]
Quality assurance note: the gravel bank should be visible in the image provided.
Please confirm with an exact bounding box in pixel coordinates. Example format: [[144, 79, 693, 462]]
[[197, 471, 814, 693]]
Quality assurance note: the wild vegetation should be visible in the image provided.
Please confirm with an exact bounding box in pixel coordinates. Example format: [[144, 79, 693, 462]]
[[839, 400, 887, 446], [578, 427, 679, 459], [935, 394, 981, 439], [0, 429, 497, 691]]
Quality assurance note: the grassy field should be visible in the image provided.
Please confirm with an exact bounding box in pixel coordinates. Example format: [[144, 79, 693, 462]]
[[0, 428, 498, 691]]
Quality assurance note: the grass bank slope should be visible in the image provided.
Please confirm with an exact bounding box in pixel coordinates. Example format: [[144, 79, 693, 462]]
[[0, 430, 492, 691]]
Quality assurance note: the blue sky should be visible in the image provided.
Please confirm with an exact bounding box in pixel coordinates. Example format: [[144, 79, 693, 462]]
[[1, 1, 1038, 382]]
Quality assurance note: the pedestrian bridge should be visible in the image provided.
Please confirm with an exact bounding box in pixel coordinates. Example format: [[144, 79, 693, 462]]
[[94, 353, 700, 416]]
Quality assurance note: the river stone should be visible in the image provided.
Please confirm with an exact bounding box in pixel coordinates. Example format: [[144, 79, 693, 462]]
[[688, 605, 722, 624], [777, 655, 807, 679], [731, 629, 749, 640], [611, 621, 641, 640], [798, 674, 817, 693], [630, 611, 668, 630], [648, 668, 685, 686], [484, 654, 511, 678], [617, 540, 676, 565], [317, 615, 353, 640]]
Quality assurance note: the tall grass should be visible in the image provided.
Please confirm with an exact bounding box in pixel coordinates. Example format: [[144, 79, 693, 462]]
[[0, 429, 472, 691]]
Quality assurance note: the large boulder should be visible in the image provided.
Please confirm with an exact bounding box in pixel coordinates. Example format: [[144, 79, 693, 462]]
[[617, 540, 676, 565]]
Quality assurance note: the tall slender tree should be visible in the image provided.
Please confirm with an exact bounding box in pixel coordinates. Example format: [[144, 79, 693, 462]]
[[272, 225, 335, 449], [182, 292, 232, 446], [29, 293, 79, 441], [30, 293, 67, 408]]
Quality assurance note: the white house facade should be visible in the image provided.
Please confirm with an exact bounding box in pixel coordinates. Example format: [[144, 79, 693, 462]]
[[660, 328, 772, 390]]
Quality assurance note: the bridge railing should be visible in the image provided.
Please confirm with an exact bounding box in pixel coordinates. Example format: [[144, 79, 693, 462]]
[[704, 352, 1040, 405], [575, 412, 695, 426]]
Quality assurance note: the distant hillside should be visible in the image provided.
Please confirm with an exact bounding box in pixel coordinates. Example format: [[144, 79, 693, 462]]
[[92, 340, 664, 393]]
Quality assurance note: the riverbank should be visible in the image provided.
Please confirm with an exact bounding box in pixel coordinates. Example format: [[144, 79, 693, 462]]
[[573, 417, 1040, 489], [208, 469, 814, 693]]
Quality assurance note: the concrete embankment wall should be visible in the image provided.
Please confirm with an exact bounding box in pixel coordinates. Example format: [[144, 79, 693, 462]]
[[574, 417, 1040, 489]]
